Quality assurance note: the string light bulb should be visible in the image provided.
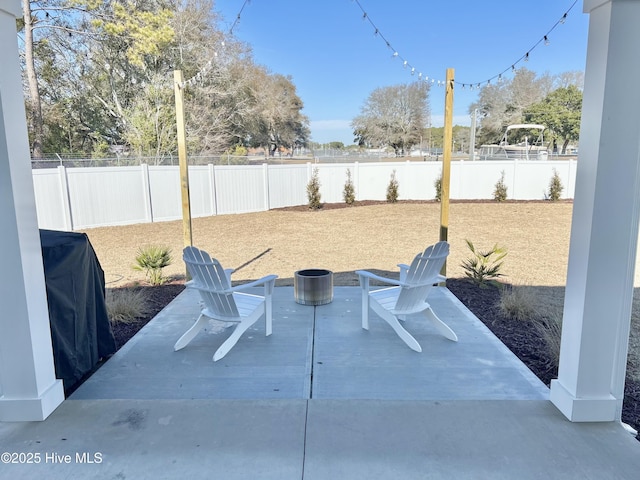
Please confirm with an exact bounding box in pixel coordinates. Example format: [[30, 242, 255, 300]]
[[544, 35, 550, 46]]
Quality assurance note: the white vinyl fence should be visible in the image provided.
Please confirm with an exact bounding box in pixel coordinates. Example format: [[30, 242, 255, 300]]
[[32, 160, 577, 231]]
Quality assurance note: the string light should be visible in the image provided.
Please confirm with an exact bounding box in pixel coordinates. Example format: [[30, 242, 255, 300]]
[[458, 0, 578, 87], [351, 0, 442, 85], [351, 0, 579, 90], [192, 0, 579, 92], [229, 0, 250, 34], [179, 0, 249, 90]]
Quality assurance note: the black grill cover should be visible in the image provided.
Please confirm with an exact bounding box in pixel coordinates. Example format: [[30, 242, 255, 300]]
[[40, 229, 116, 391]]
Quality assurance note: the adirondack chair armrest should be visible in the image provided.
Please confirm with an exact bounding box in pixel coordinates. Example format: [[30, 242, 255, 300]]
[[355, 270, 408, 287], [224, 268, 234, 282], [185, 279, 199, 289], [397, 263, 410, 282], [224, 274, 278, 293]]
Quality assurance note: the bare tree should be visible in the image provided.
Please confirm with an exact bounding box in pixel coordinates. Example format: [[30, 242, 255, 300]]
[[471, 68, 560, 145], [352, 82, 430, 155], [246, 68, 310, 156]]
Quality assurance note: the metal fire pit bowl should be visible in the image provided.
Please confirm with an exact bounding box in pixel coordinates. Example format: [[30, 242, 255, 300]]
[[294, 269, 333, 305]]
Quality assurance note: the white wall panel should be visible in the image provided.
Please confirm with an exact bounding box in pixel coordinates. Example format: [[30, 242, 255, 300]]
[[214, 165, 266, 214], [268, 164, 307, 208], [32, 169, 67, 230], [148, 166, 182, 221], [65, 167, 147, 229]]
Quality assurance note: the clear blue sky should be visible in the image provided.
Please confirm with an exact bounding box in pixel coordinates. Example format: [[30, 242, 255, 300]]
[[215, 0, 589, 145]]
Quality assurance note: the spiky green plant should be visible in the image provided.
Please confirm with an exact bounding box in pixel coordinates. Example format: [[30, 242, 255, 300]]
[[434, 175, 442, 202], [133, 245, 172, 285], [461, 239, 508, 287]]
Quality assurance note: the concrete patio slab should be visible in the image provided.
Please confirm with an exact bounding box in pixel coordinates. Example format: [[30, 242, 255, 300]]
[[0, 399, 307, 480], [2, 286, 639, 479], [71, 286, 548, 402], [312, 287, 548, 400], [304, 399, 640, 480], [71, 287, 314, 400]]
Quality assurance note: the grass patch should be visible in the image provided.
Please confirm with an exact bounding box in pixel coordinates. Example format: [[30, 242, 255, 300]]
[[106, 287, 150, 324]]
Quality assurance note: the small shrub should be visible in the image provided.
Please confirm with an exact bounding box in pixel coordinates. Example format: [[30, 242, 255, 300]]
[[386, 169, 399, 203], [434, 175, 442, 202], [343, 169, 356, 205], [133, 245, 173, 286], [493, 170, 508, 202], [307, 167, 322, 209], [461, 239, 507, 287], [547, 169, 564, 201], [106, 287, 149, 324]]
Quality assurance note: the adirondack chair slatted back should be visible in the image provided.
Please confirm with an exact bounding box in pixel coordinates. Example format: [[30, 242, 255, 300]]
[[183, 246, 239, 318], [395, 242, 449, 313], [402, 241, 449, 284]]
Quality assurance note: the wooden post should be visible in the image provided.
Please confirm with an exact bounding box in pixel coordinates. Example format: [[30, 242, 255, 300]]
[[174, 70, 192, 250], [440, 68, 454, 275]]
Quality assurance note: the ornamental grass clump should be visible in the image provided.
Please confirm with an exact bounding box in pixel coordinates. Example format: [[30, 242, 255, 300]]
[[461, 239, 507, 287], [133, 245, 173, 286], [499, 284, 538, 321], [106, 287, 149, 324]]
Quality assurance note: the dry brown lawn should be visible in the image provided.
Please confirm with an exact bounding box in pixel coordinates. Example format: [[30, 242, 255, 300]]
[[84, 201, 579, 288]]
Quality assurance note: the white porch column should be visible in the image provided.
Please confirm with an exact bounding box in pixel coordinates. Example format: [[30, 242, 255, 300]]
[[0, 0, 64, 421], [550, 0, 640, 422]]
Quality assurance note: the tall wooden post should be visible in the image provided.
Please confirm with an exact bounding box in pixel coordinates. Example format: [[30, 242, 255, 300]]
[[439, 68, 454, 275], [174, 70, 192, 250]]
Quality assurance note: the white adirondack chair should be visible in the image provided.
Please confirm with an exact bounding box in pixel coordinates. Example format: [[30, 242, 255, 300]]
[[398, 241, 449, 284], [356, 242, 457, 352], [174, 246, 278, 362]]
